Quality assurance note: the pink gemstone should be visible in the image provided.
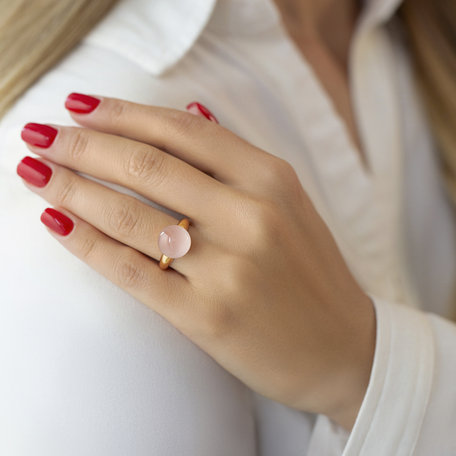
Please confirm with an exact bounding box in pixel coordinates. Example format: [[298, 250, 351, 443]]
[[158, 224, 191, 258]]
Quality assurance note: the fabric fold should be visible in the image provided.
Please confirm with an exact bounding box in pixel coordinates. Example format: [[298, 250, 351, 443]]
[[309, 295, 436, 456], [82, 0, 217, 75]]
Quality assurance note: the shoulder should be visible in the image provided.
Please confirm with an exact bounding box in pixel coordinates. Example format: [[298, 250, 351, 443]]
[[0, 0, 218, 161], [1, 0, 217, 126]]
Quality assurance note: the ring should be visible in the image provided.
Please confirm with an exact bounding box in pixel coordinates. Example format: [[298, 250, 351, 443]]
[[158, 218, 191, 270]]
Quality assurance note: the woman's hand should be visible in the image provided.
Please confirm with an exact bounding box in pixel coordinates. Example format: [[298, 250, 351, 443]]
[[16, 94, 376, 431]]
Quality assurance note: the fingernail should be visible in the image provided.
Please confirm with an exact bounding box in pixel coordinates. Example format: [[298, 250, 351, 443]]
[[16, 156, 52, 187], [65, 93, 101, 114], [21, 123, 58, 148], [186, 102, 219, 123], [40, 208, 74, 236]]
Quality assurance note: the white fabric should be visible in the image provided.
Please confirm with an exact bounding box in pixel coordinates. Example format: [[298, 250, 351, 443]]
[[1, 0, 455, 454]]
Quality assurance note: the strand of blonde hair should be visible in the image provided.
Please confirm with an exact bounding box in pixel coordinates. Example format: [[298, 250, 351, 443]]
[[0, 0, 119, 118], [400, 0, 456, 317]]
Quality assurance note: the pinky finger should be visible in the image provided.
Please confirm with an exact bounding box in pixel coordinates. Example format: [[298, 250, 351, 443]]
[[40, 207, 190, 320]]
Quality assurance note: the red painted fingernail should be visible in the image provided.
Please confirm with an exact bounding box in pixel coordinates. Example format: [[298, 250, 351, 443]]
[[40, 208, 74, 236], [65, 93, 101, 114], [16, 156, 52, 187], [21, 123, 58, 148], [186, 102, 219, 123]]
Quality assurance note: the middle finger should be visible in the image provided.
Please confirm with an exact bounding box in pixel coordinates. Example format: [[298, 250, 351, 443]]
[[16, 155, 210, 276], [21, 123, 233, 225]]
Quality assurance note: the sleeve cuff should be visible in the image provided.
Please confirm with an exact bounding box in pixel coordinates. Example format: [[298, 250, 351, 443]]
[[341, 294, 435, 455]]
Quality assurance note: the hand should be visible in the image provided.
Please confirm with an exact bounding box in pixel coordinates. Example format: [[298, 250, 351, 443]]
[[16, 94, 376, 431]]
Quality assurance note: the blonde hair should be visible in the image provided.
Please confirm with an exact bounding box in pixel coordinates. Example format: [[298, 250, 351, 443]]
[[0, 0, 455, 316], [400, 0, 456, 203], [399, 0, 456, 318], [0, 0, 118, 117]]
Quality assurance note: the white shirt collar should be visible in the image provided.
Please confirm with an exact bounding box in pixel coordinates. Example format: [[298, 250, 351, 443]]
[[83, 0, 404, 76], [83, 0, 217, 75]]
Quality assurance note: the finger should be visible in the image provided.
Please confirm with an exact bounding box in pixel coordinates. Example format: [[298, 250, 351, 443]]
[[186, 101, 219, 123], [21, 122, 233, 225], [64, 93, 272, 185], [39, 205, 193, 325], [17, 155, 205, 276]]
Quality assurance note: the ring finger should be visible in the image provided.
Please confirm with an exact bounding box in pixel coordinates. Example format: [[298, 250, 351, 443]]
[[16, 155, 207, 276]]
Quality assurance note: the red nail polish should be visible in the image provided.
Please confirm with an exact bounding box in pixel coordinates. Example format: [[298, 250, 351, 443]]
[[40, 208, 74, 236], [16, 156, 52, 187], [21, 123, 58, 148], [65, 93, 100, 114], [186, 102, 219, 123]]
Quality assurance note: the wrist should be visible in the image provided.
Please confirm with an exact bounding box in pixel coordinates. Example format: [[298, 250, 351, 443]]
[[325, 295, 377, 431]]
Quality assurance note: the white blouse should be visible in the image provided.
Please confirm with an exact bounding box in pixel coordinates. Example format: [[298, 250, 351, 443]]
[[1, 0, 455, 454]]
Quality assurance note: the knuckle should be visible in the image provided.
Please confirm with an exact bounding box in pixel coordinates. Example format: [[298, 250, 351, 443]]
[[125, 147, 167, 187], [200, 300, 235, 340], [166, 110, 202, 137], [105, 200, 141, 237], [217, 254, 256, 297], [114, 251, 145, 289], [258, 157, 304, 204], [192, 256, 249, 340], [261, 156, 298, 187], [108, 99, 129, 126], [243, 199, 283, 246], [58, 175, 78, 206], [67, 128, 89, 161], [78, 235, 98, 262]]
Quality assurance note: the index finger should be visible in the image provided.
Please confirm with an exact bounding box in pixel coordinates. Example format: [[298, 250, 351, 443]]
[[64, 93, 270, 185]]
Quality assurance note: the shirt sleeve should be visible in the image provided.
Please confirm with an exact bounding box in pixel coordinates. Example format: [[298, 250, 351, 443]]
[[306, 294, 456, 455]]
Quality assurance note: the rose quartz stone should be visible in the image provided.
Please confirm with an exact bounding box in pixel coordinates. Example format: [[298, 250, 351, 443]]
[[158, 225, 191, 258]]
